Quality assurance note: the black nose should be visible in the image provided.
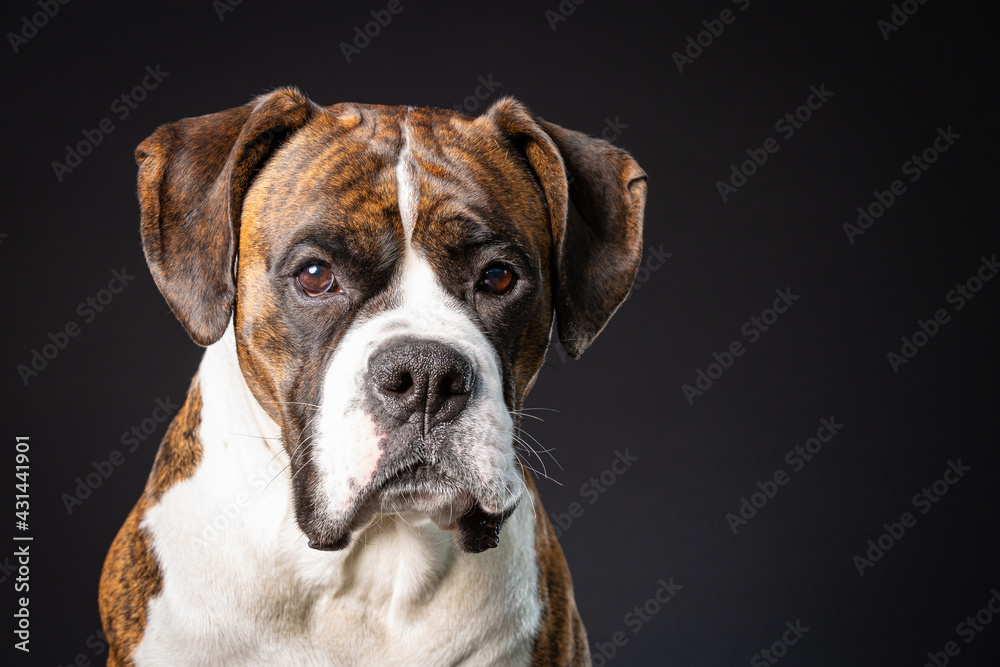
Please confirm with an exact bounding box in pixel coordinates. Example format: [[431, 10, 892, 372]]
[[368, 339, 474, 429]]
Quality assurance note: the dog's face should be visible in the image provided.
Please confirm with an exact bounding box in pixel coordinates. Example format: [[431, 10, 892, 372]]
[[236, 105, 555, 551], [135, 89, 645, 553]]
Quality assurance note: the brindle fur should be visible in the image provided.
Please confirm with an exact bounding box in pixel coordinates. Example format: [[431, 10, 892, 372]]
[[100, 87, 646, 666]]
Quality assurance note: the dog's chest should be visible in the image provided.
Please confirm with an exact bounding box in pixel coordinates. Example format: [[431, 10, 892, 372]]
[[131, 340, 541, 666]]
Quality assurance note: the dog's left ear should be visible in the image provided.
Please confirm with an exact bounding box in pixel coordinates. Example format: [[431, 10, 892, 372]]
[[482, 99, 647, 359], [136, 87, 316, 346]]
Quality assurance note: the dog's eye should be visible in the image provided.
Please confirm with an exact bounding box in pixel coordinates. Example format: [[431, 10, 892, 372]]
[[479, 265, 516, 296], [297, 264, 338, 296]]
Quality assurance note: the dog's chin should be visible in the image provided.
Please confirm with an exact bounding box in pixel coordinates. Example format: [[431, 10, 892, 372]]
[[305, 474, 518, 554]]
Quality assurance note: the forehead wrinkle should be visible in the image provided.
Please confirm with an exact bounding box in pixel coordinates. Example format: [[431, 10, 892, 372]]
[[428, 212, 516, 253], [409, 111, 493, 195], [407, 142, 499, 254]]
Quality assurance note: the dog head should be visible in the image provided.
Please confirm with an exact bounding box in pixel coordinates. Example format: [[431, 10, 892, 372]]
[[135, 87, 645, 553]]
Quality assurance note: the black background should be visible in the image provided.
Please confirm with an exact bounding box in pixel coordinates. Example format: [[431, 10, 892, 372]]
[[3, 0, 999, 665]]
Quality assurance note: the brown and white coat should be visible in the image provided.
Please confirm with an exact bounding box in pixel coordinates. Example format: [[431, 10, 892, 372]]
[[99, 88, 646, 666]]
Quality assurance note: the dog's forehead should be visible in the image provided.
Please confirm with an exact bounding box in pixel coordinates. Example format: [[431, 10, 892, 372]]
[[240, 103, 551, 260]]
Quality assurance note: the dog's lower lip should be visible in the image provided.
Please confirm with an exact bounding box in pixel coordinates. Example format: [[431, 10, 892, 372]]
[[456, 504, 513, 553], [307, 535, 352, 551], [379, 484, 473, 517], [376, 462, 463, 498]]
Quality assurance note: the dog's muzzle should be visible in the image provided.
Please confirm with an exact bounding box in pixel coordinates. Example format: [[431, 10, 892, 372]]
[[306, 336, 516, 553]]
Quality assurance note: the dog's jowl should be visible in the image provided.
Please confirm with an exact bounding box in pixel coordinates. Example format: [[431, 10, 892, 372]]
[[99, 87, 646, 666]]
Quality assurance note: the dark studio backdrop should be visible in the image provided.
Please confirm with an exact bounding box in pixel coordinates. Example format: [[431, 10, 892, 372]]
[[2, 0, 998, 665]]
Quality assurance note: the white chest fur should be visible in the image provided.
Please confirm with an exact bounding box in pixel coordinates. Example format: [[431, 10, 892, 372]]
[[134, 329, 541, 666]]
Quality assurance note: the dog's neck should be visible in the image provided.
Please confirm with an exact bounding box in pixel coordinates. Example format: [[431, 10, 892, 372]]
[[134, 325, 541, 664]]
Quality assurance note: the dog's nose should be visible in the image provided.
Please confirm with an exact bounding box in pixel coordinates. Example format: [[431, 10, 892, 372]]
[[369, 339, 474, 428]]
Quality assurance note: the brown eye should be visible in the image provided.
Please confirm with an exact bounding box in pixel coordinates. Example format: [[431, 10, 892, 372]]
[[479, 265, 515, 296], [297, 264, 337, 296]]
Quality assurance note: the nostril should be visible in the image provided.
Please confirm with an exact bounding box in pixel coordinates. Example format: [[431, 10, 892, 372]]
[[372, 365, 415, 397], [389, 371, 413, 396], [430, 366, 473, 425], [437, 372, 470, 398]]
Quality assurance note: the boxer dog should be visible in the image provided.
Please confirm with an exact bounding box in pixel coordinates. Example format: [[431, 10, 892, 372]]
[[99, 87, 646, 666]]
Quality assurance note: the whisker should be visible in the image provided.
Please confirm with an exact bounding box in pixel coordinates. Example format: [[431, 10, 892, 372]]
[[514, 448, 562, 485], [518, 428, 564, 471], [220, 431, 282, 441], [511, 432, 549, 481], [540, 361, 569, 377], [516, 457, 562, 485], [509, 410, 545, 423], [257, 400, 322, 409]]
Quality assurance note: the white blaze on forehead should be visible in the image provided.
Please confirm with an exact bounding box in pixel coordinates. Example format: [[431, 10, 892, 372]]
[[395, 115, 419, 242]]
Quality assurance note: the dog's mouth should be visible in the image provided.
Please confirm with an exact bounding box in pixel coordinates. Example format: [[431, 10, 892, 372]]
[[306, 461, 516, 554]]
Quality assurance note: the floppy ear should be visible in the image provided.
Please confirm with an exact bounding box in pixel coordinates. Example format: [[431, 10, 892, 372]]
[[483, 99, 647, 359], [136, 87, 316, 346]]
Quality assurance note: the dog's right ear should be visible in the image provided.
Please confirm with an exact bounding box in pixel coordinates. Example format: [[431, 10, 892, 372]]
[[136, 87, 316, 346]]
